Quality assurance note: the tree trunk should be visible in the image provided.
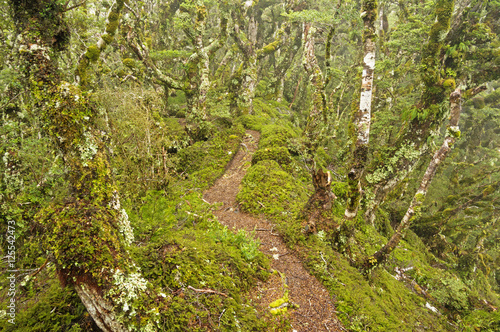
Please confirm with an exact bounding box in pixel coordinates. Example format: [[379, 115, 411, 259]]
[[302, 169, 336, 232], [366, 88, 462, 268], [300, 23, 336, 230], [360, 0, 456, 225], [344, 0, 377, 220]]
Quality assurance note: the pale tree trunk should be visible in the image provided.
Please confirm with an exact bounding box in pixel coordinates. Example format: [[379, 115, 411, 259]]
[[344, 0, 377, 220], [367, 89, 462, 268]]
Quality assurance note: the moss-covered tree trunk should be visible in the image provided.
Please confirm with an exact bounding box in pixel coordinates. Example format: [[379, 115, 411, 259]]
[[300, 23, 336, 229], [344, 0, 377, 220], [366, 88, 462, 268], [10, 1, 161, 330], [272, 23, 301, 102]]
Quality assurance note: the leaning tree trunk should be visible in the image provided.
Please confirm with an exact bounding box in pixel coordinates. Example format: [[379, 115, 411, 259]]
[[366, 89, 462, 268], [10, 1, 162, 330], [344, 0, 377, 220]]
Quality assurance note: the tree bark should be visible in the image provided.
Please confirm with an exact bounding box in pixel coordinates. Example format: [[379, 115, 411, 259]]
[[344, 0, 377, 220]]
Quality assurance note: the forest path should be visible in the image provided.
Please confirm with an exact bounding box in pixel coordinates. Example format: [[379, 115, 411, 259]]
[[204, 130, 344, 332]]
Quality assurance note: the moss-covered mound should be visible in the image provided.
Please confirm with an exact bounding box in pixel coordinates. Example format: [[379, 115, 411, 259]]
[[237, 160, 308, 218], [251, 146, 292, 166]]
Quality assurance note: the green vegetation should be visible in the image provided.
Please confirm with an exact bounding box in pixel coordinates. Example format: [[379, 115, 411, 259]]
[[1, 0, 499, 331]]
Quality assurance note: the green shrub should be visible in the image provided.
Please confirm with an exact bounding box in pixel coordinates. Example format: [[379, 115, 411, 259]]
[[431, 276, 470, 312]]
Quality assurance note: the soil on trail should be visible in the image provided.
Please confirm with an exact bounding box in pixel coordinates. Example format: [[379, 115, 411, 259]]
[[204, 130, 344, 332]]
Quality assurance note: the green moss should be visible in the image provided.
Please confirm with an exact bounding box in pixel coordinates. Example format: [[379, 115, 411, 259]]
[[101, 33, 114, 45], [7, 276, 88, 331], [122, 58, 136, 69], [128, 192, 270, 331], [471, 96, 485, 109], [85, 45, 100, 62], [177, 124, 245, 189], [252, 146, 292, 166], [259, 125, 297, 149], [105, 20, 119, 35], [442, 78, 456, 89], [108, 12, 120, 22], [331, 181, 349, 200], [236, 160, 308, 218]]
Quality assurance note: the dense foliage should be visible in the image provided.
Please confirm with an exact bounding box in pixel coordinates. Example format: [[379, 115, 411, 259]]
[[0, 0, 499, 331]]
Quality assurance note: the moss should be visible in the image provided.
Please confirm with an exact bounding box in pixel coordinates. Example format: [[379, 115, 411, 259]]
[[442, 78, 456, 89], [259, 125, 297, 149], [331, 181, 349, 200], [85, 45, 100, 62], [252, 146, 292, 166], [101, 33, 114, 45], [236, 160, 308, 218], [177, 124, 245, 190], [105, 20, 119, 35], [8, 276, 91, 331], [269, 289, 289, 315], [108, 12, 120, 22], [122, 58, 136, 69], [471, 96, 485, 109], [128, 194, 270, 331]]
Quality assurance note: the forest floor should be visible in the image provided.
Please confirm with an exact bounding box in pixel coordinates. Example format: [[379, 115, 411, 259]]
[[204, 130, 344, 332]]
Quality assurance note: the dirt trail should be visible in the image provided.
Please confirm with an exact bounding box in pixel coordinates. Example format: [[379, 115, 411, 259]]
[[204, 130, 344, 332]]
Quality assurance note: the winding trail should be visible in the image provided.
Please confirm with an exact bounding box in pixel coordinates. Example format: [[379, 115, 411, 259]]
[[204, 130, 344, 332]]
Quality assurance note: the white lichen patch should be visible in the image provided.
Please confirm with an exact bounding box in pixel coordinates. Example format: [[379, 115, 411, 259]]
[[109, 192, 134, 245], [108, 269, 149, 316], [118, 209, 134, 245], [366, 142, 421, 184], [77, 131, 98, 166]]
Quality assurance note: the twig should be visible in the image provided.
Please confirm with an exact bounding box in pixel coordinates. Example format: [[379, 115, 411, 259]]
[[218, 308, 226, 327], [63, 1, 86, 12], [187, 285, 228, 297], [29, 259, 49, 279], [240, 142, 249, 154]]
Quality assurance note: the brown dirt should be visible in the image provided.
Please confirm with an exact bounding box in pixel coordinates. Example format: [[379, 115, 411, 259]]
[[204, 130, 344, 332]]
